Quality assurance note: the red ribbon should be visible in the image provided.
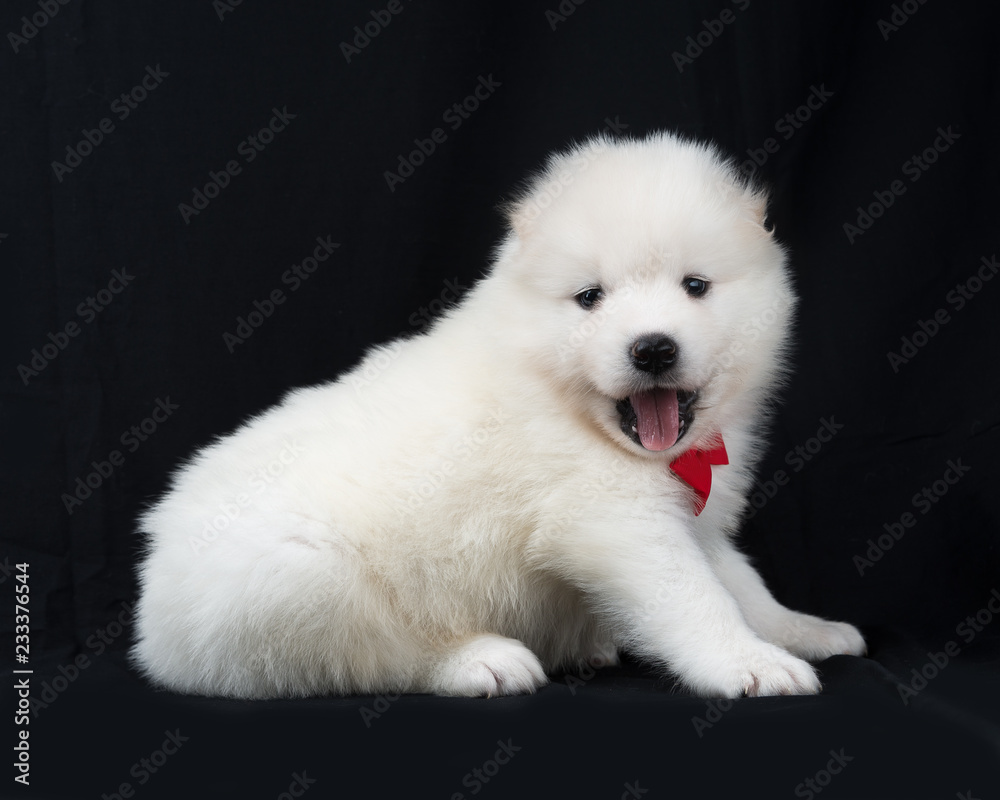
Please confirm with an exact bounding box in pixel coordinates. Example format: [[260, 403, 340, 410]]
[[669, 437, 729, 515]]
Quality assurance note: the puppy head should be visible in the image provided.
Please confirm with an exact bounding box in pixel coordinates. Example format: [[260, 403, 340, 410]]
[[499, 132, 796, 457]]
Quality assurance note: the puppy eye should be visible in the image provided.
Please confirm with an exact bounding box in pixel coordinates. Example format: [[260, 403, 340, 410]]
[[576, 287, 604, 309], [683, 277, 710, 298]]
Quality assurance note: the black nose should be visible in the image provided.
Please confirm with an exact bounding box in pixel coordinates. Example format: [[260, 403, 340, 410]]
[[630, 335, 678, 375]]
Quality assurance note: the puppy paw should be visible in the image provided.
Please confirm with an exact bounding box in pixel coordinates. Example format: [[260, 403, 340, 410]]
[[736, 645, 821, 697], [687, 641, 821, 698], [762, 613, 866, 661], [429, 634, 548, 697]]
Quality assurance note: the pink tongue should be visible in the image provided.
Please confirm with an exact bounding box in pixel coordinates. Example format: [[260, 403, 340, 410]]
[[631, 388, 680, 451]]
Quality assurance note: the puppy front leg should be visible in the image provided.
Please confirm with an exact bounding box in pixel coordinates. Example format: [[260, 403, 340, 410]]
[[550, 513, 821, 698], [707, 541, 866, 660]]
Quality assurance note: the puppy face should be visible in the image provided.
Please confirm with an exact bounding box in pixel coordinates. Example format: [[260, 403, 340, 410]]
[[502, 134, 796, 456]]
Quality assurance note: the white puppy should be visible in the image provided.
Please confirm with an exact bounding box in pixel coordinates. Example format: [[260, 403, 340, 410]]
[[132, 132, 865, 699]]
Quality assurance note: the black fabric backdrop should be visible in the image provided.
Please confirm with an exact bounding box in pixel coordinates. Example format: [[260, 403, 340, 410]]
[[3, 0, 1000, 797]]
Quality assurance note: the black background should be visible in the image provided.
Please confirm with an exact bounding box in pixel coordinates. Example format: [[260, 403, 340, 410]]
[[3, 0, 1000, 797]]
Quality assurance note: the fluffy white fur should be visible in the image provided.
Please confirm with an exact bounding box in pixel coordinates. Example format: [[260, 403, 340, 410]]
[[132, 132, 865, 699]]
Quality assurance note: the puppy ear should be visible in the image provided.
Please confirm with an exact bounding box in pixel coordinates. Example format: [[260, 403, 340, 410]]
[[503, 166, 567, 240], [743, 188, 774, 232], [714, 168, 773, 232], [505, 138, 607, 239], [502, 193, 538, 240]]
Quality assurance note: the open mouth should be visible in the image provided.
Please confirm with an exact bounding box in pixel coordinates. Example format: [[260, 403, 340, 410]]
[[616, 389, 697, 451]]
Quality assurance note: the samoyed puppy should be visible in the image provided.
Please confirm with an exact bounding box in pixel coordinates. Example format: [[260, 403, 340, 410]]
[[132, 132, 865, 699]]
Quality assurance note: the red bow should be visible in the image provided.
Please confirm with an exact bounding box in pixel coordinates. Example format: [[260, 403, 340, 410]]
[[669, 437, 729, 515]]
